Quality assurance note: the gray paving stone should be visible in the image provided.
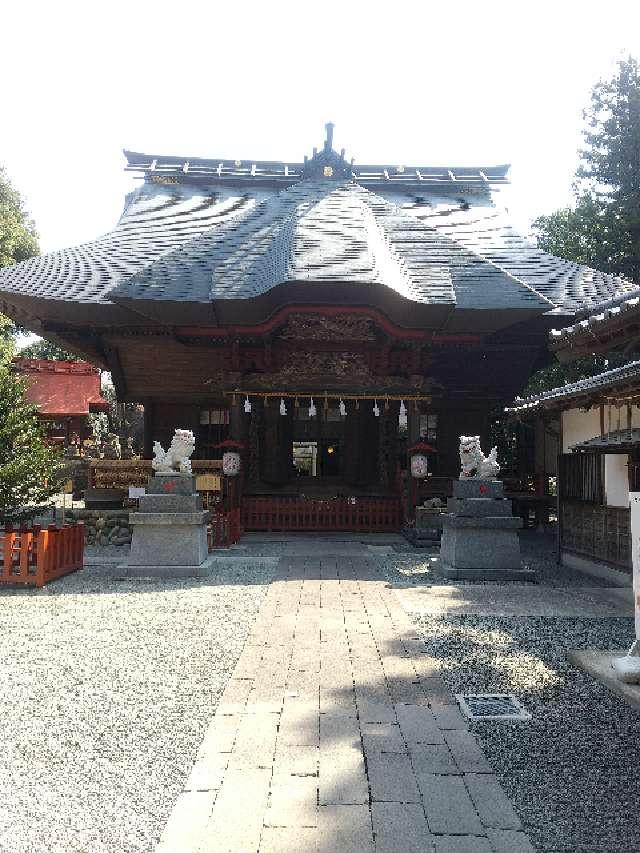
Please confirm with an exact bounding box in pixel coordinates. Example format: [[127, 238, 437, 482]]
[[279, 702, 319, 747], [486, 828, 536, 853], [155, 790, 217, 853], [358, 700, 398, 724], [319, 713, 361, 750], [319, 746, 368, 805], [196, 715, 240, 759], [265, 776, 318, 827], [409, 744, 460, 775], [317, 804, 374, 853], [434, 836, 493, 853], [371, 802, 434, 853], [226, 712, 279, 770], [199, 767, 270, 853], [361, 722, 407, 754], [430, 701, 467, 729], [396, 703, 445, 744], [183, 755, 228, 792], [273, 744, 319, 778], [464, 774, 523, 830], [259, 826, 318, 853], [444, 731, 493, 774], [367, 752, 421, 803], [418, 774, 484, 835]]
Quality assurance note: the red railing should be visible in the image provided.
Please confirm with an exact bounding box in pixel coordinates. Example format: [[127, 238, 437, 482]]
[[241, 496, 402, 533], [207, 508, 242, 549], [0, 523, 84, 587]]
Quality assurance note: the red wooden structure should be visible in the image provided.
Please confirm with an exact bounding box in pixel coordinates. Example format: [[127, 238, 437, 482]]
[[241, 496, 401, 533], [207, 508, 242, 549], [0, 523, 84, 587]]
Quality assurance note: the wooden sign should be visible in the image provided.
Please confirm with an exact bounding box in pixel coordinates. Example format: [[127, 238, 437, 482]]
[[196, 474, 221, 492]]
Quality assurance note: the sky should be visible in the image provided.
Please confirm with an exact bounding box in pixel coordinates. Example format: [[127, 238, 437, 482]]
[[2, 0, 640, 253]]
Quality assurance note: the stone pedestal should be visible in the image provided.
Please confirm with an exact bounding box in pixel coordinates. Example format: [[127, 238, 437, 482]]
[[438, 479, 534, 581], [122, 475, 210, 577], [405, 508, 444, 548]]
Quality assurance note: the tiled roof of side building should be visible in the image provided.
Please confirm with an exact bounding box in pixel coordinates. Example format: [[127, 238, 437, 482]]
[[549, 286, 640, 346], [507, 359, 640, 414]]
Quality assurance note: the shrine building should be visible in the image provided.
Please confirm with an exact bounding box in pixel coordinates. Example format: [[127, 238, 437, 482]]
[[0, 125, 634, 530]]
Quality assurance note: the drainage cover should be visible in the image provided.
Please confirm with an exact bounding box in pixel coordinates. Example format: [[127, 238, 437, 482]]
[[455, 693, 531, 721]]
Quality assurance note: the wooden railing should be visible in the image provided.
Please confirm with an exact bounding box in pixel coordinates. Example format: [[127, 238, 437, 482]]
[[561, 499, 631, 572], [207, 508, 242, 549], [241, 496, 402, 533], [1, 523, 84, 587]]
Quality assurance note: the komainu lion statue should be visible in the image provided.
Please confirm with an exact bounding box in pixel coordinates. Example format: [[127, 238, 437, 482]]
[[459, 435, 500, 480], [152, 429, 196, 475]]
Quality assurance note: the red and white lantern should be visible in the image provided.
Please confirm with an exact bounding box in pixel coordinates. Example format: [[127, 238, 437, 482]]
[[215, 440, 244, 477], [408, 442, 435, 479]]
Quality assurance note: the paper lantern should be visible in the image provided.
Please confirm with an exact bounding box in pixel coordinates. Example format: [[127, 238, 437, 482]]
[[222, 451, 241, 476]]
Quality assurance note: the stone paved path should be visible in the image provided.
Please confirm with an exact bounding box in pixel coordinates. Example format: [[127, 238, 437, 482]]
[[155, 554, 535, 853]]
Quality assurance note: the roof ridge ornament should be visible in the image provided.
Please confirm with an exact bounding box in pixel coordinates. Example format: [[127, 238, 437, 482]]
[[303, 122, 354, 180]]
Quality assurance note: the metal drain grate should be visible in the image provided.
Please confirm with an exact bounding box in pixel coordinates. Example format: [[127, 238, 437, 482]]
[[455, 693, 531, 721]]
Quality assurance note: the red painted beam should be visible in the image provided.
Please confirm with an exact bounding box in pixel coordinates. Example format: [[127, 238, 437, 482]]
[[177, 305, 481, 344]]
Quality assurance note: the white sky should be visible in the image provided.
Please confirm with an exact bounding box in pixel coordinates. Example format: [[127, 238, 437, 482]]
[[2, 0, 639, 253]]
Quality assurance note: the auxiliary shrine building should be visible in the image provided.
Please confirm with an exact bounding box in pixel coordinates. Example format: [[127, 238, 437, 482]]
[[0, 126, 633, 527]]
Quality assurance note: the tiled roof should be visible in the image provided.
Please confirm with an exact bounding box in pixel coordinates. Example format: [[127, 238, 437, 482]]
[[570, 429, 640, 452], [124, 150, 510, 188], [550, 286, 640, 346], [0, 133, 634, 318], [507, 359, 640, 414], [115, 180, 546, 309]]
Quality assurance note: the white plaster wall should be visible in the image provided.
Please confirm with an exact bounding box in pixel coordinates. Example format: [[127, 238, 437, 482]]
[[562, 408, 601, 453], [562, 407, 631, 508], [605, 454, 630, 507]]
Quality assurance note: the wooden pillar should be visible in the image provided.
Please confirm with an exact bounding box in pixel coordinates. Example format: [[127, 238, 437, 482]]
[[261, 399, 293, 485], [408, 404, 421, 446], [143, 402, 155, 459], [230, 396, 247, 446]]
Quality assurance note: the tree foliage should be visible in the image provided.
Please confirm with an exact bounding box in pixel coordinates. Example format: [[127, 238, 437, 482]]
[[19, 337, 77, 361], [0, 361, 60, 522], [533, 56, 640, 282], [0, 165, 39, 358], [0, 169, 60, 519], [0, 165, 39, 269], [522, 352, 640, 397]]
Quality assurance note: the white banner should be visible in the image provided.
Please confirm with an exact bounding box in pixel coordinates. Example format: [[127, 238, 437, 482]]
[[628, 492, 640, 645]]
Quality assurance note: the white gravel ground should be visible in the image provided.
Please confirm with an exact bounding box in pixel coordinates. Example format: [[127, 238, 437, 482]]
[[410, 613, 638, 853], [384, 532, 639, 853], [0, 559, 272, 853]]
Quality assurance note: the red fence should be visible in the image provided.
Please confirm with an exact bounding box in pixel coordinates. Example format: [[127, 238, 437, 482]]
[[207, 508, 242, 549], [1, 523, 84, 587], [241, 496, 402, 533]]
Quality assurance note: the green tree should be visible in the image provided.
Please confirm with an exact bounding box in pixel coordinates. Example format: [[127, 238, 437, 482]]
[[19, 338, 77, 361], [522, 352, 640, 397], [0, 314, 16, 364], [0, 169, 59, 520], [533, 56, 640, 281], [0, 165, 39, 269], [0, 166, 39, 359], [0, 361, 60, 522]]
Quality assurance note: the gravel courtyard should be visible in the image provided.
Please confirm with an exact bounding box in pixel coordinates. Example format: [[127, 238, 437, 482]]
[[0, 559, 273, 853], [383, 532, 640, 853]]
